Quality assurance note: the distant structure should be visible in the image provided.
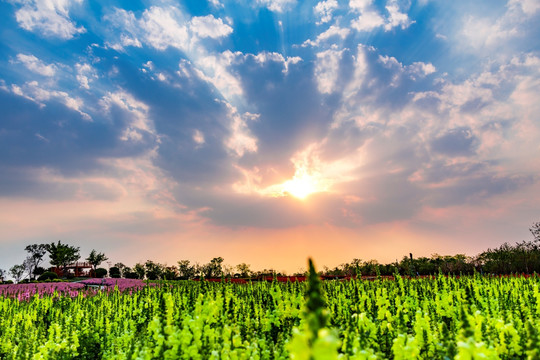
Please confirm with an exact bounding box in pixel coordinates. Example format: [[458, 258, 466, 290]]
[[51, 262, 92, 277]]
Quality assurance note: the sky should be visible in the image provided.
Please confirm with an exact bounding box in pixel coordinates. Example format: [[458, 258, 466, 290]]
[[1, 0, 539, 275]]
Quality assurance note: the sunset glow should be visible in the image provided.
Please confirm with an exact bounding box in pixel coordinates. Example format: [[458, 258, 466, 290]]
[[0, 0, 539, 274], [281, 173, 324, 199]]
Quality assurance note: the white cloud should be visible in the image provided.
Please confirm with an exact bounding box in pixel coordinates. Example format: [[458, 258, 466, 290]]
[[120, 34, 142, 48], [250, 51, 302, 73], [461, 0, 540, 54], [349, 0, 373, 11], [410, 53, 540, 161], [302, 25, 351, 47], [190, 15, 233, 39], [208, 0, 224, 8], [157, 73, 167, 82], [350, 44, 369, 90], [256, 0, 296, 13], [104, 6, 241, 103], [100, 90, 154, 142], [75, 63, 97, 89], [508, 0, 540, 17], [462, 15, 516, 49], [351, 10, 384, 32], [15, 54, 56, 76], [408, 62, 436, 78], [10, 80, 90, 120], [14, 0, 85, 40], [350, 0, 414, 32], [195, 51, 244, 99], [331, 45, 371, 128], [314, 0, 338, 24], [193, 129, 205, 145], [384, 0, 414, 31], [379, 55, 436, 81], [314, 49, 344, 94], [223, 102, 259, 157], [139, 7, 189, 51]]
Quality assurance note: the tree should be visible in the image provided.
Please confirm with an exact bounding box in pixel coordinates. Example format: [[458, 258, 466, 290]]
[[123, 267, 138, 279], [177, 260, 196, 280], [236, 263, 252, 278], [0, 268, 6, 282], [530, 222, 540, 242], [10, 264, 26, 283], [145, 260, 164, 280], [133, 263, 146, 279], [114, 263, 127, 277], [95, 268, 107, 278], [45, 241, 80, 276], [86, 249, 109, 275], [163, 266, 178, 280], [109, 266, 121, 278], [24, 244, 47, 280], [203, 257, 224, 278]]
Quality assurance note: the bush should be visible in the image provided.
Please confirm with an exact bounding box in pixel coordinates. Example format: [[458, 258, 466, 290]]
[[124, 271, 138, 279], [65, 272, 75, 279], [95, 268, 107, 278], [3, 280, 14, 284], [33, 267, 46, 277], [38, 271, 58, 281], [109, 266, 121, 278]]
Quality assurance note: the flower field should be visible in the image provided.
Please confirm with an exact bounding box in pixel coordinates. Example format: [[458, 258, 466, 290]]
[[0, 279, 152, 300], [1, 270, 540, 359]]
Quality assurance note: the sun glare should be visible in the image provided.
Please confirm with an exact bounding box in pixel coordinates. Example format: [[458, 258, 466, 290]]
[[281, 173, 322, 199]]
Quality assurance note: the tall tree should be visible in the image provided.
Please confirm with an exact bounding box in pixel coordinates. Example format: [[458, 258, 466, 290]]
[[144, 260, 164, 280], [24, 244, 47, 280], [177, 260, 196, 280], [45, 241, 80, 276], [530, 222, 540, 242], [204, 257, 224, 278], [0, 268, 6, 282], [9, 264, 26, 283], [86, 249, 109, 275], [236, 263, 252, 278], [133, 263, 146, 279], [114, 262, 127, 277]]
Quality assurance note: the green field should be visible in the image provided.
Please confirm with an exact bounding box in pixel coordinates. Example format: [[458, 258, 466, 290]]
[[2, 267, 540, 359]]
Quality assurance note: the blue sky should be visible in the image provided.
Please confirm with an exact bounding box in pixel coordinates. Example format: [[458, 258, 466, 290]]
[[1, 0, 539, 273]]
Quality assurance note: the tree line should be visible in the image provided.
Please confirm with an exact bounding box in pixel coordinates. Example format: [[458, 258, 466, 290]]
[[1, 222, 539, 283], [0, 241, 108, 283]]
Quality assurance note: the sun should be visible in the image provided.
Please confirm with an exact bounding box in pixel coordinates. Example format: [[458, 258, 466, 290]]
[[281, 173, 321, 199]]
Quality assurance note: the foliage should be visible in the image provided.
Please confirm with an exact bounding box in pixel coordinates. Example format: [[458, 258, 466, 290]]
[[109, 266, 121, 278], [203, 257, 224, 278], [3, 273, 540, 359], [37, 271, 58, 281], [133, 263, 146, 279], [45, 241, 80, 275], [236, 263, 252, 278], [113, 263, 127, 277], [177, 260, 197, 280], [24, 244, 47, 280], [9, 264, 26, 283], [145, 260, 164, 280], [94, 268, 108, 278], [86, 249, 109, 272]]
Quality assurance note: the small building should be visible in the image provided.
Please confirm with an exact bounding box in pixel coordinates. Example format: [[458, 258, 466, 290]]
[[51, 262, 93, 277]]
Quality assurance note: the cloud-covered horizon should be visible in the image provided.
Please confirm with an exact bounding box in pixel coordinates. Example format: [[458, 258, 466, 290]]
[[1, 0, 539, 272]]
